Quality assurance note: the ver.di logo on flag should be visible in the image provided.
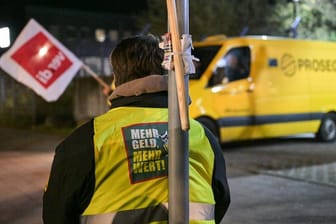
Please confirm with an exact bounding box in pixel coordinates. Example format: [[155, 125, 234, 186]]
[[0, 18, 82, 102], [11, 32, 73, 88]]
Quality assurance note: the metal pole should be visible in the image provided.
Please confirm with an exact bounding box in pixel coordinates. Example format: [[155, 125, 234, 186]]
[[291, 0, 300, 38], [176, 0, 189, 34], [168, 0, 189, 223]]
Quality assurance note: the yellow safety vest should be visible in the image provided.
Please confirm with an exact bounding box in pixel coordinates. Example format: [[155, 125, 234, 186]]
[[81, 107, 215, 224]]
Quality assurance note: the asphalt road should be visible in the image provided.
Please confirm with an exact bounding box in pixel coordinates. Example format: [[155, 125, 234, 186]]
[[222, 136, 336, 224], [1, 127, 336, 224], [223, 135, 336, 178]]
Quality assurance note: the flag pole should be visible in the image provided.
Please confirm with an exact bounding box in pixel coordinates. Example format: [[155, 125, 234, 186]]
[[166, 0, 189, 131], [167, 0, 190, 223], [82, 64, 111, 92]]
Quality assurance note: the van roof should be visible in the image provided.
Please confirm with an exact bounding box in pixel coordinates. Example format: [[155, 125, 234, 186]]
[[194, 34, 334, 46], [200, 34, 289, 42]]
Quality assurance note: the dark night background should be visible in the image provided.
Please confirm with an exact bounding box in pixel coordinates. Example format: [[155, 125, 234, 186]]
[[0, 0, 148, 27], [0, 0, 149, 54], [1, 0, 148, 15]]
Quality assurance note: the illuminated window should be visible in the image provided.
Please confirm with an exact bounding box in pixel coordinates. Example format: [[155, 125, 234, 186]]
[[0, 27, 10, 48], [95, 29, 106, 43]]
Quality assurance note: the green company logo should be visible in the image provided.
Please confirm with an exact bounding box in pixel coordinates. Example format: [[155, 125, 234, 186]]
[[280, 53, 336, 76], [280, 54, 296, 77], [122, 122, 169, 184]]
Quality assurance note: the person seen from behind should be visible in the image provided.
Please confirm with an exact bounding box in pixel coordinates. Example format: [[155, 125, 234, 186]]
[[43, 34, 230, 224]]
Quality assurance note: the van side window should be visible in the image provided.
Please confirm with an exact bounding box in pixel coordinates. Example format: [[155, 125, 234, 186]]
[[208, 47, 251, 87]]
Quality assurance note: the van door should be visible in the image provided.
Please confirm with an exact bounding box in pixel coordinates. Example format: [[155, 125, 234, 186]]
[[206, 47, 255, 141], [253, 44, 312, 139]]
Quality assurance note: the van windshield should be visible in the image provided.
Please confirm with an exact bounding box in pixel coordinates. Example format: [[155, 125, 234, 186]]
[[190, 46, 221, 80]]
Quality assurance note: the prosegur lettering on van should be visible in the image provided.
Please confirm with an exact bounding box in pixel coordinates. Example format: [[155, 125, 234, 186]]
[[280, 54, 336, 77], [189, 35, 336, 143]]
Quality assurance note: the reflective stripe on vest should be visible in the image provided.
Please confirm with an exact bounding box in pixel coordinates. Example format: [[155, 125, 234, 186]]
[[81, 202, 214, 224]]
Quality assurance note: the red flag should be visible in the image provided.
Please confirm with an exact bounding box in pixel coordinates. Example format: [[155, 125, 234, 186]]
[[0, 19, 82, 102]]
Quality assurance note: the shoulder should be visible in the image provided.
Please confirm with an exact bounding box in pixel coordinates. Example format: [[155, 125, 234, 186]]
[[190, 119, 217, 143], [56, 119, 94, 157], [190, 119, 222, 155]]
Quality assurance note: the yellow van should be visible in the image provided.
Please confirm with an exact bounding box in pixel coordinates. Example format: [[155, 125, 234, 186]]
[[189, 35, 336, 143]]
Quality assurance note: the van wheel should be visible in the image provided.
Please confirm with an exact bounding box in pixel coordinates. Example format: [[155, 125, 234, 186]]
[[316, 114, 336, 142], [196, 117, 220, 142]]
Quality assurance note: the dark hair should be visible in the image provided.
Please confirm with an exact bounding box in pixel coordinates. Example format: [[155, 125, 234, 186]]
[[110, 35, 164, 86]]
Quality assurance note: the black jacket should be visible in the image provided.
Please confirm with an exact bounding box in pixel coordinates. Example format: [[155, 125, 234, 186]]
[[42, 91, 230, 224]]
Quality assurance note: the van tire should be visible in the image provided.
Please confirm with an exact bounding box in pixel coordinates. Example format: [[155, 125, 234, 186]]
[[316, 113, 336, 142], [196, 117, 220, 142]]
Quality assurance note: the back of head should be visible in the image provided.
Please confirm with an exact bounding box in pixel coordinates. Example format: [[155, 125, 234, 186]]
[[111, 35, 164, 87]]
